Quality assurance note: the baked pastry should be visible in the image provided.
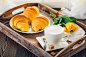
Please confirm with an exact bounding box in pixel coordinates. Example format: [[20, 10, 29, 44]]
[[16, 21, 29, 32], [11, 15, 30, 32], [32, 16, 49, 32], [11, 6, 49, 32], [23, 6, 39, 21]]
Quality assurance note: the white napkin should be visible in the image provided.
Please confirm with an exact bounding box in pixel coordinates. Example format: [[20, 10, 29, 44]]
[[61, 0, 86, 19], [0, 0, 16, 14], [36, 36, 68, 51]]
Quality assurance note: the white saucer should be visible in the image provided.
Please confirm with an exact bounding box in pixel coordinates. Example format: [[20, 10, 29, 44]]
[[36, 36, 68, 51]]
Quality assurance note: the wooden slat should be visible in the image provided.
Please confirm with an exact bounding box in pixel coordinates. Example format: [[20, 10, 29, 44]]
[[0, 22, 52, 57], [0, 32, 37, 57]]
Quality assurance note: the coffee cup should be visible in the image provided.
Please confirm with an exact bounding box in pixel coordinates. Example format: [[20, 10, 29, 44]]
[[44, 25, 69, 45]]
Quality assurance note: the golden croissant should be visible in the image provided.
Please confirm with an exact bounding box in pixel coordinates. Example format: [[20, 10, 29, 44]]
[[11, 6, 49, 32], [32, 16, 49, 32], [11, 15, 30, 32], [23, 6, 39, 21]]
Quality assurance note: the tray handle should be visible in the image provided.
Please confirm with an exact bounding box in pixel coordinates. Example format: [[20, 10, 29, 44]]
[[73, 40, 85, 50], [55, 35, 86, 57], [76, 21, 86, 31], [0, 3, 36, 20]]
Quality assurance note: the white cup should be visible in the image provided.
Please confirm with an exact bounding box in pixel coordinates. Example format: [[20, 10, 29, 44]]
[[44, 25, 69, 45]]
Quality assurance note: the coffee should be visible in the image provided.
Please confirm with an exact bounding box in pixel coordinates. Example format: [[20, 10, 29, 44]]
[[45, 25, 64, 35], [44, 25, 69, 45]]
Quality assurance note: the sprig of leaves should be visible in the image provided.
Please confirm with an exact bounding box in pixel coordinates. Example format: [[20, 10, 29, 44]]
[[50, 12, 56, 18], [50, 12, 77, 27]]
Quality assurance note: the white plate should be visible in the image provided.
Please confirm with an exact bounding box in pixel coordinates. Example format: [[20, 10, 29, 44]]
[[64, 24, 85, 41], [9, 14, 50, 33]]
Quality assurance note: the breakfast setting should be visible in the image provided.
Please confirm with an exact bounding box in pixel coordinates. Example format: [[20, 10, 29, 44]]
[[0, 0, 86, 57]]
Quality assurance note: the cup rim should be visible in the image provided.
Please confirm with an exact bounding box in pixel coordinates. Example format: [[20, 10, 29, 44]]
[[44, 25, 64, 35]]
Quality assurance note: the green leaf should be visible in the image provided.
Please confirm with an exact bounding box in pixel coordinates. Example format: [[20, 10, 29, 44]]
[[53, 19, 58, 24], [59, 18, 62, 24], [60, 22, 65, 27], [62, 18, 71, 24], [60, 15, 72, 24], [70, 17, 77, 23], [53, 23, 57, 25], [50, 12, 56, 18]]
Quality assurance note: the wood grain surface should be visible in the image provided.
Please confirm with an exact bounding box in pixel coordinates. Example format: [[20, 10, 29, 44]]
[[0, 20, 86, 57], [0, 5, 86, 57], [0, 32, 37, 57]]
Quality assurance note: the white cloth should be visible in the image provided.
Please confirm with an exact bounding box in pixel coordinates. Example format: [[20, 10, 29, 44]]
[[61, 0, 86, 19], [0, 0, 16, 14]]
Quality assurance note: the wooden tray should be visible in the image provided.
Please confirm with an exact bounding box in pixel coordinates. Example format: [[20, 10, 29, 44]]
[[0, 3, 86, 57]]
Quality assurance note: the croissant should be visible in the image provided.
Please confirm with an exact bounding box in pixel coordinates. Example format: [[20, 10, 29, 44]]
[[11, 15, 30, 32], [16, 21, 29, 32], [11, 6, 49, 32], [32, 16, 49, 32], [23, 6, 39, 21]]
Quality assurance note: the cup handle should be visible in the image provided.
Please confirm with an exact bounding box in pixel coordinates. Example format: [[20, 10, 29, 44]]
[[62, 32, 69, 42]]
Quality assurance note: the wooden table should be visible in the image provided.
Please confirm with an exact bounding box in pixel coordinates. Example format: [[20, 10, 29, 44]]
[[0, 20, 86, 57]]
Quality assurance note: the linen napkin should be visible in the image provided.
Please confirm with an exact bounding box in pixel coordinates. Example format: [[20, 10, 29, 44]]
[[61, 0, 86, 19], [0, 0, 16, 14]]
